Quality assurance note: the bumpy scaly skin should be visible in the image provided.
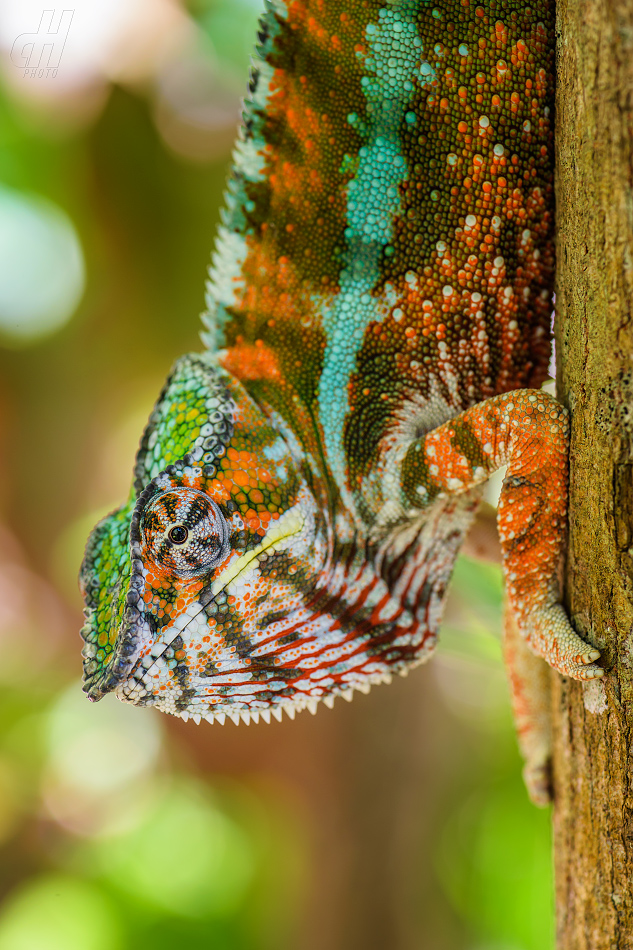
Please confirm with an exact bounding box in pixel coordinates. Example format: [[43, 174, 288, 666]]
[[502, 606, 553, 807], [80, 0, 602, 800]]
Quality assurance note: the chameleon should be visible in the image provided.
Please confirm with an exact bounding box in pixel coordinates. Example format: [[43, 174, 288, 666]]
[[79, 0, 603, 806]]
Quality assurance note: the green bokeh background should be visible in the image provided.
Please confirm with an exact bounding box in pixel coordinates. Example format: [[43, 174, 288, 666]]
[[0, 2, 553, 947]]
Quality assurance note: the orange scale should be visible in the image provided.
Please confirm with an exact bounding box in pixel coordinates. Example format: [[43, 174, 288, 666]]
[[235, 470, 251, 487]]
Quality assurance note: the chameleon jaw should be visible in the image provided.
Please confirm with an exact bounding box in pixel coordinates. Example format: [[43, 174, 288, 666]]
[[174, 669, 401, 727], [102, 487, 478, 723], [117, 505, 309, 692]]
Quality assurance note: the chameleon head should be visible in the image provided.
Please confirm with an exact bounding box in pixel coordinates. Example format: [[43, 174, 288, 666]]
[[79, 353, 329, 722]]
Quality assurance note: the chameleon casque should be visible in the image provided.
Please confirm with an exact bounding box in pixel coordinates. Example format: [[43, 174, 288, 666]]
[[80, 0, 604, 805]]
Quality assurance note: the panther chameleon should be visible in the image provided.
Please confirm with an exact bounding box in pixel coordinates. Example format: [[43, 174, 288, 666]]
[[79, 0, 603, 806]]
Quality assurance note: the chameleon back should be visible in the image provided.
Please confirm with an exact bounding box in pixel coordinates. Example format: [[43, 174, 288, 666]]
[[208, 0, 554, 499]]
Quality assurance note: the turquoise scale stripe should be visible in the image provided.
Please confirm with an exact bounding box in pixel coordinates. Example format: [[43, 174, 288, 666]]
[[316, 0, 433, 495]]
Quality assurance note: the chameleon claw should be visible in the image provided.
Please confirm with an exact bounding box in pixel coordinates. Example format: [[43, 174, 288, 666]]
[[570, 663, 604, 681], [583, 665, 604, 679]]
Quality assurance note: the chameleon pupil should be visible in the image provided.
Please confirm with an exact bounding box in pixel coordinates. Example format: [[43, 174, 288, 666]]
[[168, 525, 188, 545]]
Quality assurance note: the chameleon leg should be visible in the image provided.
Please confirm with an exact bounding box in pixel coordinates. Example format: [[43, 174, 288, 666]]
[[503, 605, 553, 807], [462, 499, 552, 802], [401, 389, 603, 681]]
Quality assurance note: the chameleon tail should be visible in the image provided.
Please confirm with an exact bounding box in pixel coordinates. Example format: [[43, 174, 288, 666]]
[[464, 500, 553, 804], [503, 605, 553, 807]]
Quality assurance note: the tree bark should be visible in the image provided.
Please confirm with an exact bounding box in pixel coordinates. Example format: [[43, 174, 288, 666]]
[[553, 0, 633, 946]]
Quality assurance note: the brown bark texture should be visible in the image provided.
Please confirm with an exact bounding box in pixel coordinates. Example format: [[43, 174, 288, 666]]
[[553, 0, 633, 946]]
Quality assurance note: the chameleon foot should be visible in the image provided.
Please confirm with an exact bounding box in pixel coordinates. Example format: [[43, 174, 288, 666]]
[[526, 604, 603, 681], [523, 757, 553, 808]]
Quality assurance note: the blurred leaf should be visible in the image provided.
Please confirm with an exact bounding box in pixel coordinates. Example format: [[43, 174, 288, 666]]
[[436, 778, 554, 950], [192, 0, 263, 82], [94, 779, 255, 919], [0, 875, 122, 950]]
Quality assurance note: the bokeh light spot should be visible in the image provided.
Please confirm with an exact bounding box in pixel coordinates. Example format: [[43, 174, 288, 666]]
[[0, 185, 84, 345], [98, 781, 255, 918], [46, 682, 161, 794], [0, 875, 121, 950]]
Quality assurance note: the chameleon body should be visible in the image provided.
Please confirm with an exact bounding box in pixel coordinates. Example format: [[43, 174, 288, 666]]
[[80, 0, 603, 803]]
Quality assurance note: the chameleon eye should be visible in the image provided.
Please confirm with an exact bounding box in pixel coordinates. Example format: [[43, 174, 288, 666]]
[[142, 489, 229, 578], [168, 525, 188, 544]]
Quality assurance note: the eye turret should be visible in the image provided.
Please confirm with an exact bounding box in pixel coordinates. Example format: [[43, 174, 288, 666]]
[[141, 488, 229, 578]]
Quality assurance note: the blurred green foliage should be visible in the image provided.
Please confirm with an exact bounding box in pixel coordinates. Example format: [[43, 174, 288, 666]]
[[0, 2, 553, 948]]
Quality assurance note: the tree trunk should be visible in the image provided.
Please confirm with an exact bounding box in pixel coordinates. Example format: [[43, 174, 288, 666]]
[[553, 0, 633, 945]]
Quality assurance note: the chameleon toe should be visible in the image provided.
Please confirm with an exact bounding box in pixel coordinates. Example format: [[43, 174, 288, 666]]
[[575, 665, 605, 681]]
